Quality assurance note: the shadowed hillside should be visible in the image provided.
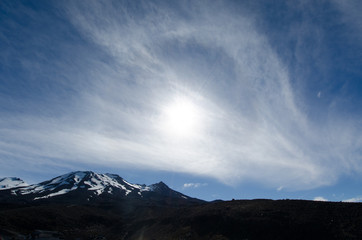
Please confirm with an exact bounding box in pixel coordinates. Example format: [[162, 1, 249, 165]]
[[1, 199, 362, 239]]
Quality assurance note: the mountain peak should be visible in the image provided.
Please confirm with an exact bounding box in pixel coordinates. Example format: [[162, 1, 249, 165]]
[[0, 171, 201, 204], [150, 181, 169, 190], [0, 177, 28, 190]]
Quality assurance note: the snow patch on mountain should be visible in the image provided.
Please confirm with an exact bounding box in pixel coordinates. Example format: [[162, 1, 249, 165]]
[[34, 189, 72, 200], [0, 177, 28, 190]]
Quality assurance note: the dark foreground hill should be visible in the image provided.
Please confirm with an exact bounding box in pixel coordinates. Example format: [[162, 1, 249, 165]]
[[130, 199, 362, 240], [1, 199, 362, 239]]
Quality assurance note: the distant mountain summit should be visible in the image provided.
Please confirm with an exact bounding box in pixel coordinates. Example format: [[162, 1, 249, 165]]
[[0, 177, 28, 190], [0, 171, 200, 204]]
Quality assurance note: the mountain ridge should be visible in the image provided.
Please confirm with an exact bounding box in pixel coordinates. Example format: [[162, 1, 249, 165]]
[[0, 171, 202, 204]]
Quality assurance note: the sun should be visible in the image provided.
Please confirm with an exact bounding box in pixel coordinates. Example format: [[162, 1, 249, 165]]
[[160, 97, 202, 138]]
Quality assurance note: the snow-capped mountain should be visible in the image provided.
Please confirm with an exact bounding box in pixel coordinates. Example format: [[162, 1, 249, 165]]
[[0, 177, 28, 190], [0, 171, 195, 203]]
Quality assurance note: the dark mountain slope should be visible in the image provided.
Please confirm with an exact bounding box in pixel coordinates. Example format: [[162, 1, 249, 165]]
[[126, 199, 362, 240], [3, 199, 362, 239]]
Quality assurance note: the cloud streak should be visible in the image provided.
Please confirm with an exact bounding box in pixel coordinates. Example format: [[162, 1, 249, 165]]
[[314, 196, 328, 202], [183, 183, 208, 189], [343, 197, 362, 203], [1, 0, 361, 191]]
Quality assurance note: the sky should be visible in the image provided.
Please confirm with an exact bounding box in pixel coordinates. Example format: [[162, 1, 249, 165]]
[[1, 0, 362, 202]]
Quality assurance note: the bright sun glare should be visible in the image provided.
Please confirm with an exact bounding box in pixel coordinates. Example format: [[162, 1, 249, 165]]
[[161, 97, 201, 138]]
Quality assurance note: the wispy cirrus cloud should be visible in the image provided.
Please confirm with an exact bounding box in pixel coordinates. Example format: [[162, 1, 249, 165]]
[[1, 0, 362, 191], [183, 183, 208, 189], [332, 0, 362, 40]]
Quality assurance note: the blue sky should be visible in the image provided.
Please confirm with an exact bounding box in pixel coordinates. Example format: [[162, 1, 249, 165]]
[[1, 0, 362, 201]]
